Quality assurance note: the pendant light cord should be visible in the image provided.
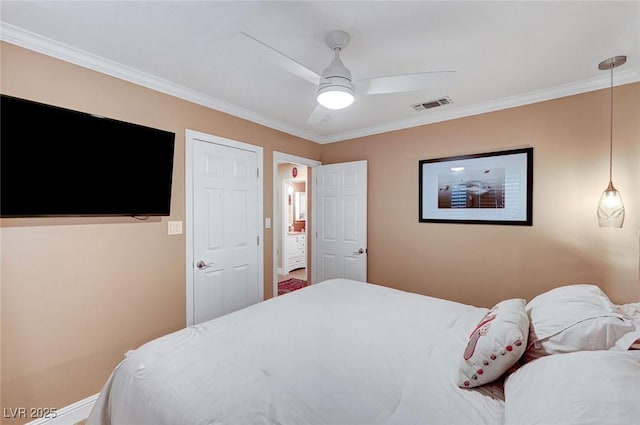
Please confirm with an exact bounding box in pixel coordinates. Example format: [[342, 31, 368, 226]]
[[609, 64, 614, 183]]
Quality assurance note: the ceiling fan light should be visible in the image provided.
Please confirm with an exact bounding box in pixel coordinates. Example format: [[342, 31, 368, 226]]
[[317, 85, 354, 110]]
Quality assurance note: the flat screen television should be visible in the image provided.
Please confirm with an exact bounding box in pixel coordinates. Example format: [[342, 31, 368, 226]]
[[1, 94, 176, 217]]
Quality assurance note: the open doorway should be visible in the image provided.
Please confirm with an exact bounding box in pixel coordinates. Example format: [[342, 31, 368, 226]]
[[273, 152, 321, 297], [278, 174, 307, 293]]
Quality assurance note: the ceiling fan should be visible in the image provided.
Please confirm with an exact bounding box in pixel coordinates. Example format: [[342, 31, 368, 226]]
[[240, 30, 456, 124]]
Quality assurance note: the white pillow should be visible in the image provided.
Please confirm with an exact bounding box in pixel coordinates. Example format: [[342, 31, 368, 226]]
[[504, 350, 640, 425], [614, 302, 640, 349], [613, 329, 640, 350], [524, 284, 635, 362], [457, 298, 528, 388]]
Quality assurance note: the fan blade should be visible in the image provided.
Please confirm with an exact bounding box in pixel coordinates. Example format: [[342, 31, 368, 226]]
[[356, 71, 455, 95], [239, 32, 321, 86], [306, 104, 331, 125]]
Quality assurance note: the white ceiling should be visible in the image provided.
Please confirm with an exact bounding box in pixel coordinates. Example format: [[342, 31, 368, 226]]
[[1, 1, 639, 144]]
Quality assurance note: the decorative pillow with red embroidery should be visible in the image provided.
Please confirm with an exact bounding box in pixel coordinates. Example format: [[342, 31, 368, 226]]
[[457, 298, 529, 388]]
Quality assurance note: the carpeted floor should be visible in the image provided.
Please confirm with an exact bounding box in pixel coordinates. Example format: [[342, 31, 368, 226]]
[[278, 278, 308, 295]]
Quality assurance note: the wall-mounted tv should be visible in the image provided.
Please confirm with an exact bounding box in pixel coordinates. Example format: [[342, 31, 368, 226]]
[[1, 94, 176, 217]]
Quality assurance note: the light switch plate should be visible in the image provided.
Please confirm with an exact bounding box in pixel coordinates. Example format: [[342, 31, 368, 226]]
[[168, 220, 183, 235], [265, 217, 271, 229]]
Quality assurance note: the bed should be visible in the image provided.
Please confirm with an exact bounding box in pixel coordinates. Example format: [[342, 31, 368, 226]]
[[87, 278, 640, 425]]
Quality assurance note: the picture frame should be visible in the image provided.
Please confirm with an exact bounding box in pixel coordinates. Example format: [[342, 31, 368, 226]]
[[419, 147, 533, 225]]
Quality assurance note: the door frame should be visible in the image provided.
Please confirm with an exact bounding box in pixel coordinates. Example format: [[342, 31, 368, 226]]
[[186, 129, 264, 326], [273, 152, 321, 297]]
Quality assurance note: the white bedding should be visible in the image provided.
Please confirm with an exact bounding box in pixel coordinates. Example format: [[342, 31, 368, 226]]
[[504, 350, 640, 425], [87, 278, 505, 425]]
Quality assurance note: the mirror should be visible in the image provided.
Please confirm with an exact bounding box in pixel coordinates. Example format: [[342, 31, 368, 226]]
[[285, 180, 306, 233], [294, 192, 306, 220]]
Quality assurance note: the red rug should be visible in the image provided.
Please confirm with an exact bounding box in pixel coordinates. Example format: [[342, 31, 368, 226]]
[[278, 278, 308, 295]]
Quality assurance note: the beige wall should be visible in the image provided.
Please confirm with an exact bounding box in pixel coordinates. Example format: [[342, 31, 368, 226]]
[[1, 41, 639, 423], [0, 43, 321, 423], [321, 83, 640, 308]]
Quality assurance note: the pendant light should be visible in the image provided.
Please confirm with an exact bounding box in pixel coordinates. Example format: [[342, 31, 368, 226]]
[[596, 55, 626, 228]]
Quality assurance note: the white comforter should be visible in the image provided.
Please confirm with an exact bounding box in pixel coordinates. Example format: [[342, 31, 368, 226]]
[[87, 279, 504, 425]]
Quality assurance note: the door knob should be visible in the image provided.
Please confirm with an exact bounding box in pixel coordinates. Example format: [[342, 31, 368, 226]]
[[354, 248, 366, 255], [196, 260, 212, 270]]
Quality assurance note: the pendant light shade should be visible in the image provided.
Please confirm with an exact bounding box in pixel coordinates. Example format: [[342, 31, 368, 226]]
[[596, 55, 626, 228], [597, 182, 625, 227]]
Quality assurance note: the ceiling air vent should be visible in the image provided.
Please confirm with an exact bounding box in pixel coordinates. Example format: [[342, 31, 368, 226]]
[[412, 96, 453, 111]]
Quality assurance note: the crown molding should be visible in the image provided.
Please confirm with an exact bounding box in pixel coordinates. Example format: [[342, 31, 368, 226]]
[[2, 22, 639, 145], [0, 23, 320, 142], [315, 68, 640, 144]]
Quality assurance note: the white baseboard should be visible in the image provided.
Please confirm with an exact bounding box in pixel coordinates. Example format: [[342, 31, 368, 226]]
[[25, 394, 98, 425]]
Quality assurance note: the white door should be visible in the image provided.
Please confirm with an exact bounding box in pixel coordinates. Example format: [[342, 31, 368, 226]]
[[189, 133, 262, 325], [315, 160, 367, 282]]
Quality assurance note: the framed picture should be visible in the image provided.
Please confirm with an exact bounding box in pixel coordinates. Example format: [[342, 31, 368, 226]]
[[419, 147, 533, 225]]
